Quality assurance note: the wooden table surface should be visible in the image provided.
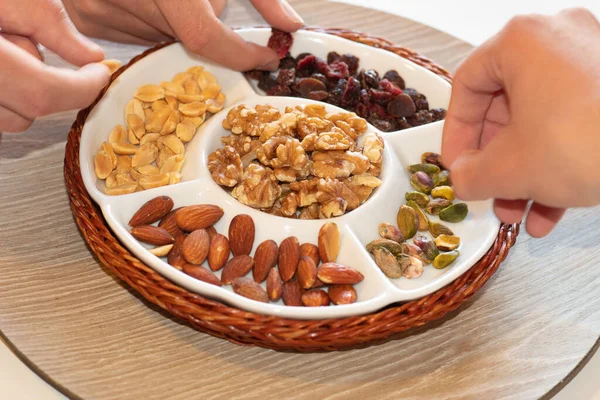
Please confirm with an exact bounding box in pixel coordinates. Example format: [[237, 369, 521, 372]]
[[1, 1, 599, 399]]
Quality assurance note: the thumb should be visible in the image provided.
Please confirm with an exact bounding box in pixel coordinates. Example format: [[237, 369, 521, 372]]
[[449, 129, 530, 201], [250, 0, 304, 32]]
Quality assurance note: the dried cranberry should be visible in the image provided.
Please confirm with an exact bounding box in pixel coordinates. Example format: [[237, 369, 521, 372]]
[[327, 79, 347, 106], [341, 77, 360, 107], [295, 52, 312, 63], [407, 110, 434, 126], [327, 51, 341, 64], [322, 60, 350, 80], [368, 89, 394, 105], [413, 94, 429, 111], [370, 103, 389, 119], [276, 69, 296, 88], [268, 29, 293, 59], [258, 73, 278, 92], [308, 91, 329, 101], [279, 55, 297, 70], [431, 108, 447, 121], [387, 93, 417, 118], [370, 119, 393, 132], [339, 54, 359, 75], [383, 70, 406, 89], [297, 77, 327, 97], [379, 79, 403, 96]]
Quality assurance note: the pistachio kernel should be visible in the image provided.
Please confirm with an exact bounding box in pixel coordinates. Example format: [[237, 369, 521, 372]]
[[429, 221, 455, 238], [432, 170, 450, 187], [433, 250, 459, 269], [397, 205, 417, 240], [372, 247, 403, 279], [413, 233, 440, 261], [407, 163, 440, 177], [407, 200, 430, 231], [439, 203, 469, 223], [401, 243, 430, 265], [425, 198, 453, 215], [410, 171, 434, 194], [431, 185, 455, 201], [421, 152, 444, 168], [366, 238, 403, 257], [378, 223, 405, 243], [434, 235, 461, 251], [405, 191, 430, 208]]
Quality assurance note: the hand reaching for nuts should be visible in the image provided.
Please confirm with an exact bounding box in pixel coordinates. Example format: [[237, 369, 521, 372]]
[[442, 8, 600, 238], [62, 0, 305, 71], [0, 0, 110, 133]]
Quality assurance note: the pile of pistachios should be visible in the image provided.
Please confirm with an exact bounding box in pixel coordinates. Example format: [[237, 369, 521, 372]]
[[366, 152, 468, 280]]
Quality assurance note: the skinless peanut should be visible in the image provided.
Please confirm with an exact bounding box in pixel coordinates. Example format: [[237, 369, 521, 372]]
[[202, 83, 221, 100], [160, 110, 179, 135], [139, 173, 170, 190], [137, 164, 160, 175], [165, 95, 179, 111], [177, 93, 204, 104], [176, 119, 197, 143], [168, 172, 182, 185], [105, 182, 138, 195], [94, 142, 117, 179], [172, 72, 192, 85], [158, 134, 185, 155], [131, 143, 158, 167], [125, 99, 145, 122], [135, 84, 165, 102], [206, 92, 226, 113], [159, 154, 184, 174], [160, 81, 185, 95], [187, 115, 206, 128], [108, 125, 128, 145], [112, 141, 138, 155], [184, 79, 201, 95], [145, 106, 171, 133], [179, 101, 208, 117], [128, 129, 140, 145], [140, 133, 161, 146]]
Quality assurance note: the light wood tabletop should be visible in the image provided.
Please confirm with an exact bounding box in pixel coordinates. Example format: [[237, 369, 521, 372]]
[[1, 1, 599, 399]]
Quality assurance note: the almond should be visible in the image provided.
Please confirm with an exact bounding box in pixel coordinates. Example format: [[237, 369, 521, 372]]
[[253, 240, 278, 282], [208, 233, 230, 271], [176, 205, 224, 232], [328, 285, 358, 305], [131, 225, 174, 245], [149, 244, 174, 257], [299, 243, 320, 266], [129, 196, 174, 226], [318, 222, 340, 263], [297, 256, 317, 289], [158, 207, 184, 238], [182, 264, 221, 286], [312, 278, 327, 289], [182, 229, 210, 264], [266, 268, 283, 301], [231, 277, 269, 303], [301, 289, 330, 307], [228, 214, 255, 256], [317, 263, 364, 285], [278, 236, 300, 282], [168, 233, 187, 270], [221, 255, 254, 285], [206, 226, 218, 240], [282, 280, 304, 306]]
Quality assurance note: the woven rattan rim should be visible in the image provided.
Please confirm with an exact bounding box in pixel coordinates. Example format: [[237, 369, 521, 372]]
[[64, 27, 519, 351]]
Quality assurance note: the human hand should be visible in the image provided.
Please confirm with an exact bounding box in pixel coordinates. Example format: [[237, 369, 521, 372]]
[[0, 0, 110, 133], [62, 0, 304, 71], [441, 8, 600, 237]]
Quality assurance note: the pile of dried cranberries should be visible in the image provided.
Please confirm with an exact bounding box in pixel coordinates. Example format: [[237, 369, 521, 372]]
[[246, 29, 446, 132]]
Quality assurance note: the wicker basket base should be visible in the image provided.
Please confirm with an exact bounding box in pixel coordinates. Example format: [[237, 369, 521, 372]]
[[64, 27, 519, 351]]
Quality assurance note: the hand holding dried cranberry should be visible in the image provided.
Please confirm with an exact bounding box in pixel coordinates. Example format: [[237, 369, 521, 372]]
[[442, 8, 600, 238], [63, 0, 304, 71]]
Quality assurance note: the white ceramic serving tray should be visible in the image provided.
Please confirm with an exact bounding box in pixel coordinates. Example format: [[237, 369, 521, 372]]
[[79, 28, 499, 319]]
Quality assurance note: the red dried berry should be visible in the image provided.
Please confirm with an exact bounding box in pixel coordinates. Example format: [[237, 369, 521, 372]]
[[267, 28, 293, 59], [341, 77, 360, 107], [379, 79, 403, 96], [368, 89, 394, 105], [383, 70, 406, 89]]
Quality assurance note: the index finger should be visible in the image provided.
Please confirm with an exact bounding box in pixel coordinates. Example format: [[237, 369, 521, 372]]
[[155, 0, 280, 71], [441, 36, 505, 169]]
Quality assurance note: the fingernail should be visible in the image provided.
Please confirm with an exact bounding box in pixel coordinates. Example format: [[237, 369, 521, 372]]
[[280, 0, 304, 25], [257, 55, 280, 71]]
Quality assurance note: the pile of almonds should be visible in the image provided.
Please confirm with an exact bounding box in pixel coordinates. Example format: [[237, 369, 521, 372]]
[[367, 152, 467, 280], [94, 65, 227, 195], [127, 196, 364, 307]]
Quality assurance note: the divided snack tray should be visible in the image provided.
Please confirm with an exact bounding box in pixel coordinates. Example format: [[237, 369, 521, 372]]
[[79, 28, 500, 320]]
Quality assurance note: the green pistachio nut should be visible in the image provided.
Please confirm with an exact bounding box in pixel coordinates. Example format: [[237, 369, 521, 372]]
[[434, 235, 461, 251], [407, 163, 441, 177], [366, 238, 403, 257], [432, 170, 450, 187], [429, 221, 455, 238], [425, 198, 453, 215], [407, 200, 430, 231], [378, 223, 405, 243], [413, 233, 440, 261], [405, 191, 430, 208], [397, 205, 417, 240], [433, 250, 459, 269], [431, 185, 455, 201], [372, 247, 403, 278], [421, 152, 444, 168], [439, 203, 469, 223], [410, 171, 433, 194]]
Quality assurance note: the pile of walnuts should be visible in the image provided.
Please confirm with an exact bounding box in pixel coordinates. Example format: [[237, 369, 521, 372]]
[[208, 104, 384, 219]]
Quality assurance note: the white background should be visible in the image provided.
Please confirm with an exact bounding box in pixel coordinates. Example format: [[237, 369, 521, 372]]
[[2, 0, 600, 398]]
